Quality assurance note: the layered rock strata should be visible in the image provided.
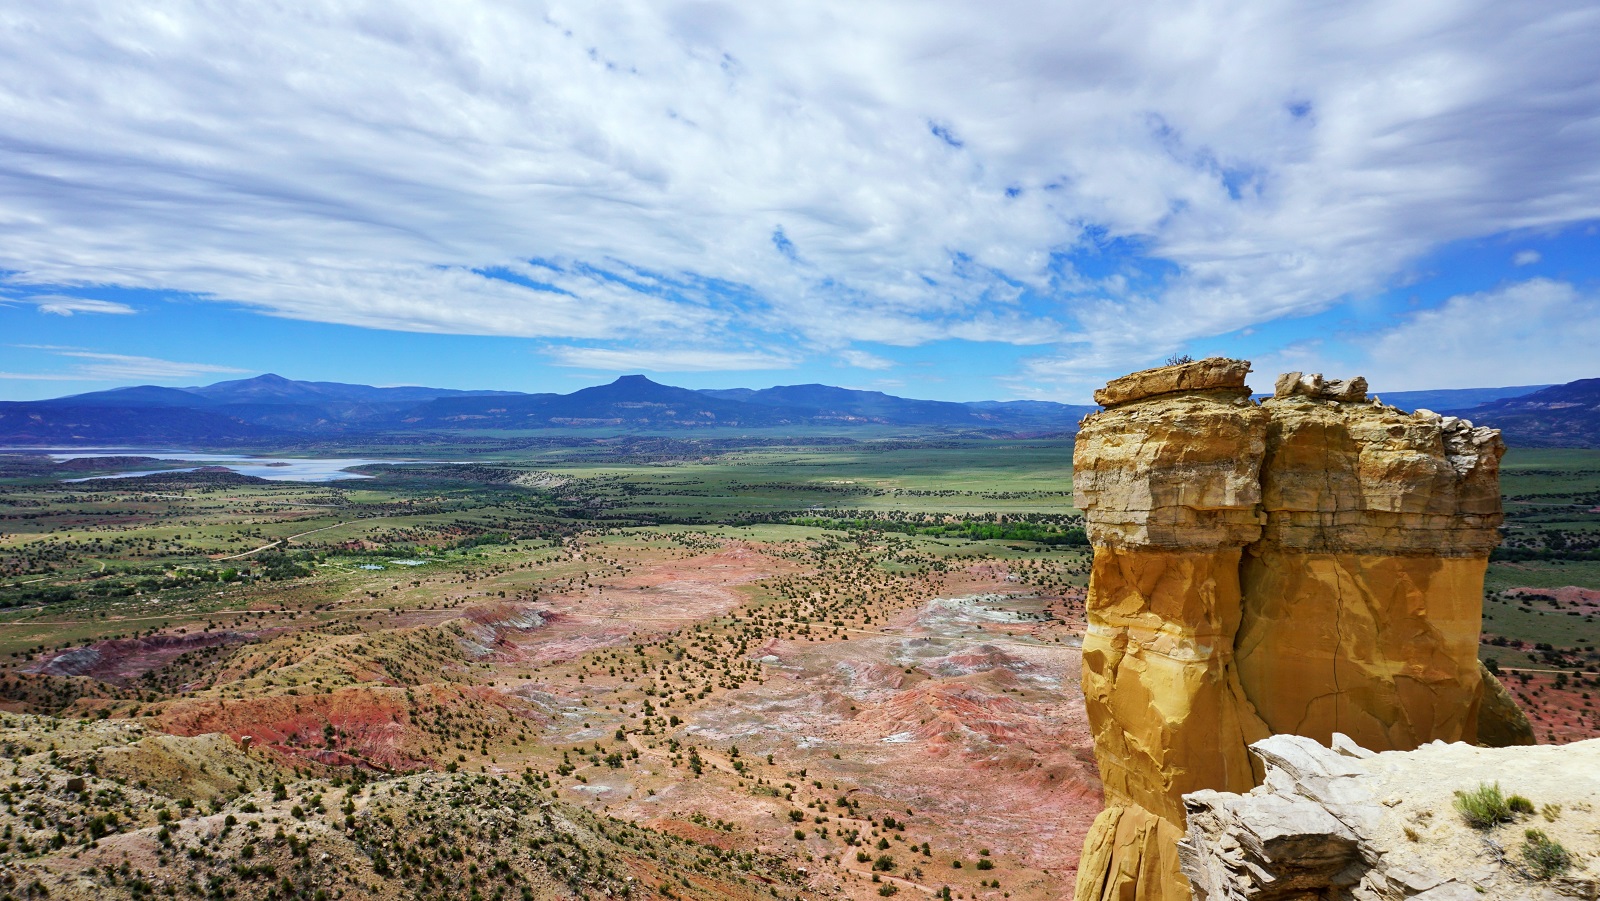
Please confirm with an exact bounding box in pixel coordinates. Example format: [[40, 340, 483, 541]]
[[1238, 372, 1507, 751], [1071, 359, 1526, 901], [1179, 734, 1600, 901], [1073, 360, 1275, 901]]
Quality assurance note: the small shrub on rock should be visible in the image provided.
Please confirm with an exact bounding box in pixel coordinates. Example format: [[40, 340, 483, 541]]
[[1454, 783, 1517, 828], [1522, 828, 1571, 880]]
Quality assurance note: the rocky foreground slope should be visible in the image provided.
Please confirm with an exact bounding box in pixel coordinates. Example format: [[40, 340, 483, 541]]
[[1180, 734, 1600, 900], [0, 712, 797, 901], [1071, 359, 1534, 901]]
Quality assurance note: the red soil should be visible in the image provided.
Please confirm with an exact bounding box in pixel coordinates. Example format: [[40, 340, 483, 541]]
[[1506, 585, 1600, 614], [26, 630, 255, 684], [157, 682, 543, 772], [1504, 672, 1600, 745], [492, 543, 795, 664]]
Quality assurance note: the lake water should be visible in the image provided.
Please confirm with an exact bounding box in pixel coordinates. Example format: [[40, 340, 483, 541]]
[[5, 448, 441, 483]]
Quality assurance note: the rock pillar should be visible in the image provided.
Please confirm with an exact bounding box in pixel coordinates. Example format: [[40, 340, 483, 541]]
[[1235, 373, 1507, 750], [1071, 359, 1273, 901], [1070, 361, 1524, 901]]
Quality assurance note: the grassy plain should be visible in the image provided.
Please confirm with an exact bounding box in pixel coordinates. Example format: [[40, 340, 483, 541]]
[[1482, 449, 1600, 672]]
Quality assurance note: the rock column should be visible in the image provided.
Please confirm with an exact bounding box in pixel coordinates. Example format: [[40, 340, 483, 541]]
[[1070, 361, 1524, 901], [1235, 373, 1507, 750], [1071, 359, 1273, 901]]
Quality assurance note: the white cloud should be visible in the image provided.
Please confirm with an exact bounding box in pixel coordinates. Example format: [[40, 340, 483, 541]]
[[10, 347, 250, 381], [1358, 279, 1600, 390], [837, 349, 895, 370], [57, 352, 247, 381], [1513, 250, 1542, 266], [0, 1, 1596, 385], [544, 346, 794, 372], [1247, 340, 1335, 385], [5, 295, 137, 316]]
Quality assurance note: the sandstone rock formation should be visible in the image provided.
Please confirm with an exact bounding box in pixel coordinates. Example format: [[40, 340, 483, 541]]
[[1072, 359, 1274, 900], [1092, 357, 1256, 408], [1071, 359, 1529, 901], [1179, 734, 1600, 900], [1239, 373, 1506, 752]]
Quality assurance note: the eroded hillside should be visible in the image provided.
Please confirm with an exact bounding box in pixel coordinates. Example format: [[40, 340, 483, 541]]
[[0, 447, 1103, 900]]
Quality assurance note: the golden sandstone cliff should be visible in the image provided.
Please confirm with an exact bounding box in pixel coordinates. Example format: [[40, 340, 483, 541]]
[[1071, 359, 1534, 901]]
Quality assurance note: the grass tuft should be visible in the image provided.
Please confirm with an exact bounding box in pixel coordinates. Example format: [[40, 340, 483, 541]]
[[1522, 828, 1572, 880], [1453, 783, 1520, 829]]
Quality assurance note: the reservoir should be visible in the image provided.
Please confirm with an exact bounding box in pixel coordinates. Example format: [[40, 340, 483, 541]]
[[3, 449, 441, 483]]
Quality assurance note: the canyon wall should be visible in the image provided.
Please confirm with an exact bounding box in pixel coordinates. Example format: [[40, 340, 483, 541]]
[[1071, 360, 1530, 901]]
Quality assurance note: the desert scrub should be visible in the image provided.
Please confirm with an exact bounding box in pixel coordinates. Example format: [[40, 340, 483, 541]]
[[1521, 829, 1572, 880], [1453, 783, 1534, 828]]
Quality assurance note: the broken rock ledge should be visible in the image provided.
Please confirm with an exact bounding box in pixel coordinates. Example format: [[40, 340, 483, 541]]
[[1180, 734, 1600, 901]]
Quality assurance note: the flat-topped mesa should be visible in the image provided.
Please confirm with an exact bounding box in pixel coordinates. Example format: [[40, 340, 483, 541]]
[[1253, 384, 1504, 556], [1075, 358, 1266, 550], [1071, 359, 1524, 901]]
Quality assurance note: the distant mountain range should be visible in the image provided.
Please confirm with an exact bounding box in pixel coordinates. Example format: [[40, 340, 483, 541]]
[[1370, 385, 1552, 412], [0, 373, 1098, 445], [1442, 378, 1600, 447], [0, 373, 1593, 447]]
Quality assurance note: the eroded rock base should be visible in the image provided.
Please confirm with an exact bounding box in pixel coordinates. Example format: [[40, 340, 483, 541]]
[[1077, 805, 1190, 901], [1081, 547, 1268, 820]]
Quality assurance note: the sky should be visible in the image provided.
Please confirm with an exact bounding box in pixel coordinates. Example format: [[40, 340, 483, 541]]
[[2, 1, 1599, 403]]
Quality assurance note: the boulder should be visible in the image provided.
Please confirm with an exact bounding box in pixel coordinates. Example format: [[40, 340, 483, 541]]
[[1273, 371, 1369, 402]]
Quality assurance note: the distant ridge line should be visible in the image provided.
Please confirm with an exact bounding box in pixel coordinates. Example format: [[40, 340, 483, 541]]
[[0, 372, 1590, 446]]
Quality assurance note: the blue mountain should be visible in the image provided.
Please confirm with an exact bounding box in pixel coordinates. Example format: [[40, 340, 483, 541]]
[[2, 372, 1586, 446]]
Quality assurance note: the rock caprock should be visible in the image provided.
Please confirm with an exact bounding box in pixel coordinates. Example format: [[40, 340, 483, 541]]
[[1070, 358, 1533, 901]]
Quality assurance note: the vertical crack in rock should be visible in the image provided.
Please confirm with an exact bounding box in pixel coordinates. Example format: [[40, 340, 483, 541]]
[[1241, 371, 1504, 751], [1071, 359, 1534, 901]]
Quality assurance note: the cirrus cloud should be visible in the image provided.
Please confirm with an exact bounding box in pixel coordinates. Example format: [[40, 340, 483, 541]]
[[9, 346, 249, 381], [1358, 279, 1600, 391], [544, 345, 795, 372], [4, 295, 136, 316]]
